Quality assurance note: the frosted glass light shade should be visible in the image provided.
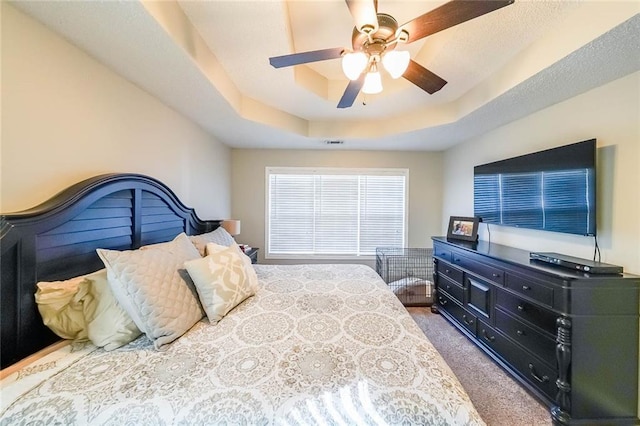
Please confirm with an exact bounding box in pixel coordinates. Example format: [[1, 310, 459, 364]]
[[342, 52, 368, 80], [382, 50, 410, 79], [362, 71, 383, 94], [221, 219, 241, 236]]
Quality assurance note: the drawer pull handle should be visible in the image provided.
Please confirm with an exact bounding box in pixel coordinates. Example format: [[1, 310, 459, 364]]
[[454, 258, 461, 263], [446, 285, 451, 290], [528, 364, 549, 383], [462, 315, 474, 326], [445, 269, 451, 274], [517, 305, 525, 312], [481, 330, 495, 342], [522, 285, 531, 291], [516, 330, 525, 336], [439, 297, 448, 306], [492, 273, 500, 278]]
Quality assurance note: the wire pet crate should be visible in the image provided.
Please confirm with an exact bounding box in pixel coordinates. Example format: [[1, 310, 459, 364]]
[[376, 247, 434, 307]]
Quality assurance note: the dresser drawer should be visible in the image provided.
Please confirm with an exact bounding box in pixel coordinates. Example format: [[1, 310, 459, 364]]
[[495, 309, 556, 366], [433, 243, 453, 262], [505, 273, 553, 307], [496, 290, 557, 335], [439, 275, 464, 304], [438, 292, 477, 335], [467, 275, 492, 319], [436, 261, 464, 284], [452, 254, 504, 285], [477, 320, 558, 401]]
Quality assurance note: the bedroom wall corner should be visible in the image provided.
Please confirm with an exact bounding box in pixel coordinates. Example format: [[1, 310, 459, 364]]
[[0, 2, 231, 219]]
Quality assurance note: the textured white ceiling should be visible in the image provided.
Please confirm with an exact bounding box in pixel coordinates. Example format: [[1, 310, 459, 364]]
[[10, 0, 640, 151]]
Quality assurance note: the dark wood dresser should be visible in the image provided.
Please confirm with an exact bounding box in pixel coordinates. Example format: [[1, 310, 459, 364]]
[[431, 237, 640, 425]]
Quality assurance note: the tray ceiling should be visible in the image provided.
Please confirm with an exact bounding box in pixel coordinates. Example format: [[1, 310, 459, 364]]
[[10, 1, 640, 150]]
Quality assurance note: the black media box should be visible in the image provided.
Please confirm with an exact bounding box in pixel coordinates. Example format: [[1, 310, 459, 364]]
[[530, 252, 623, 274]]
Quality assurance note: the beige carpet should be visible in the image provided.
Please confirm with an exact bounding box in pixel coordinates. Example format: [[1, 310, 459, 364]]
[[408, 307, 552, 426]]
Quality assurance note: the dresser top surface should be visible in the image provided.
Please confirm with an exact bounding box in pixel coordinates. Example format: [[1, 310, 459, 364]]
[[432, 236, 639, 281]]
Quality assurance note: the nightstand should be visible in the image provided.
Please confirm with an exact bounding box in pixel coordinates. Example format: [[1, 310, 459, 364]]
[[244, 247, 259, 264]]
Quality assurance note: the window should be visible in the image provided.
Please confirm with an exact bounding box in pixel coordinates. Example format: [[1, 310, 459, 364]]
[[266, 167, 407, 259]]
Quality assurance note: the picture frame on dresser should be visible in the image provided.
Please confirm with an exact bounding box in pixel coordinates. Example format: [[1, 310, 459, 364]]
[[446, 216, 480, 242]]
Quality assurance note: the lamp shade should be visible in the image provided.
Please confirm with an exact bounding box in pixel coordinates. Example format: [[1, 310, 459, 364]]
[[221, 219, 241, 236], [362, 70, 383, 94], [342, 52, 368, 80], [382, 50, 410, 79]]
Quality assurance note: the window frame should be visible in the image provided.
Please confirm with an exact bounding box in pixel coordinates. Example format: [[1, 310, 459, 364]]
[[265, 166, 409, 260]]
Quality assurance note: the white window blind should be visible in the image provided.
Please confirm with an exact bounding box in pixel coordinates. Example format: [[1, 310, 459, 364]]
[[267, 168, 407, 258]]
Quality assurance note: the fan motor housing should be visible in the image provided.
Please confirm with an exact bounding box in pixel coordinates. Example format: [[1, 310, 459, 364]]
[[351, 13, 399, 52]]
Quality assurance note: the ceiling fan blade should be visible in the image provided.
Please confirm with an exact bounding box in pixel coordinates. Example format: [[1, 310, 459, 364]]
[[399, 0, 514, 44], [403, 60, 447, 94], [345, 0, 378, 33], [269, 47, 345, 68], [337, 74, 365, 108]]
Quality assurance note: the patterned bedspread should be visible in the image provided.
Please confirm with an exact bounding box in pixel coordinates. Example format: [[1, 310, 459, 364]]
[[1, 264, 484, 425]]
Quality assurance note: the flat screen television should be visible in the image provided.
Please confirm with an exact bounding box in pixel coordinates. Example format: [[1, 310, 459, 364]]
[[474, 139, 596, 236]]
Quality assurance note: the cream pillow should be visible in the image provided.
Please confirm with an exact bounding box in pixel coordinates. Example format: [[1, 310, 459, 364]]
[[189, 227, 235, 256], [35, 276, 88, 341], [206, 242, 259, 292], [97, 233, 204, 350], [35, 269, 142, 349], [184, 244, 256, 324], [75, 269, 141, 351]]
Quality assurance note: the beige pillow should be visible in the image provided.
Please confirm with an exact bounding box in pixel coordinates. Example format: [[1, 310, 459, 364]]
[[184, 243, 257, 324], [75, 269, 141, 351], [35, 270, 142, 349], [97, 233, 204, 350], [206, 242, 259, 292], [35, 277, 88, 341], [189, 227, 235, 256]]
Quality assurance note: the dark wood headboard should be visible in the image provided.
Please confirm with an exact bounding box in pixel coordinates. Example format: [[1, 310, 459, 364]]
[[0, 173, 221, 368]]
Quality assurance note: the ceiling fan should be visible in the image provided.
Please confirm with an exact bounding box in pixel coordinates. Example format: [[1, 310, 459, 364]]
[[269, 0, 514, 108]]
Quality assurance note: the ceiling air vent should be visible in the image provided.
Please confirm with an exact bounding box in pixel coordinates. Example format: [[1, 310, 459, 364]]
[[325, 140, 344, 145]]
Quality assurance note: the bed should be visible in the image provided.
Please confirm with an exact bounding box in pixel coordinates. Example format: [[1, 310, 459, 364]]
[[0, 173, 484, 425]]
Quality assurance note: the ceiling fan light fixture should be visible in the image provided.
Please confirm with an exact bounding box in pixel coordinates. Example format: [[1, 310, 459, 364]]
[[362, 69, 383, 94], [359, 23, 377, 35], [382, 50, 410, 79], [395, 29, 409, 44], [342, 51, 369, 80], [269, 0, 514, 108]]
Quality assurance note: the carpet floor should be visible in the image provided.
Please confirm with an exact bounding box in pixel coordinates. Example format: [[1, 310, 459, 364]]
[[408, 307, 552, 426]]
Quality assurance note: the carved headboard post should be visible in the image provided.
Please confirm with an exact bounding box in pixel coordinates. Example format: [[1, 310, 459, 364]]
[[0, 173, 221, 368]]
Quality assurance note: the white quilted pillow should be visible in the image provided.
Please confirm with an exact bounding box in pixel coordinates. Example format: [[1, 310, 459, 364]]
[[97, 233, 204, 349], [184, 243, 257, 324], [189, 227, 235, 256]]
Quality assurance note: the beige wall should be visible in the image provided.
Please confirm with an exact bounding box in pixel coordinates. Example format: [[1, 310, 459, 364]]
[[442, 71, 640, 274], [0, 3, 231, 219], [231, 149, 443, 265]]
